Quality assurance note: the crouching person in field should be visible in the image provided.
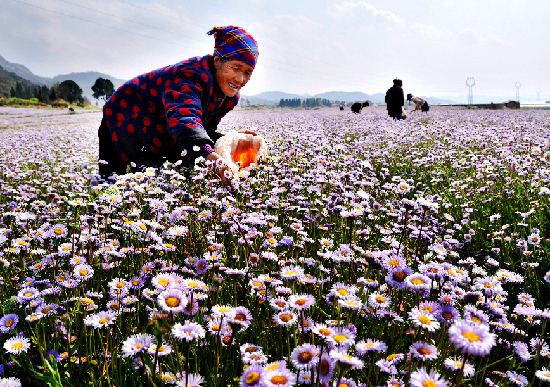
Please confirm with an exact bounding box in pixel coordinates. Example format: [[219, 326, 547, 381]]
[[98, 25, 259, 184], [351, 100, 369, 114], [407, 93, 429, 112]]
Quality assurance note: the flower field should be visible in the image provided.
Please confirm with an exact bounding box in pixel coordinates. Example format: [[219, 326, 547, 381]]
[[0, 106, 549, 387]]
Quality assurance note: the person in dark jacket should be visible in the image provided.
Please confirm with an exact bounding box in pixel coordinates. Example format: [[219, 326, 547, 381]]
[[98, 26, 259, 184], [350, 100, 369, 114], [385, 79, 404, 120]]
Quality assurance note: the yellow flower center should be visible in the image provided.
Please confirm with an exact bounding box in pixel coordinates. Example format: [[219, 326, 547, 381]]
[[418, 316, 431, 325], [99, 318, 109, 324], [79, 269, 88, 276], [462, 331, 480, 342], [165, 297, 180, 308], [5, 319, 14, 327], [157, 279, 169, 287], [423, 381, 437, 387], [298, 351, 313, 363], [386, 354, 398, 361], [12, 343, 23, 350], [333, 334, 347, 343], [319, 360, 329, 375], [270, 376, 287, 384], [411, 279, 425, 285], [246, 372, 260, 385], [279, 314, 292, 323], [375, 296, 386, 304]]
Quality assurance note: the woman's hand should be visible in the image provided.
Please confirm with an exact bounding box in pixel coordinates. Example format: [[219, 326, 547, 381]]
[[238, 129, 258, 136], [206, 152, 232, 185]]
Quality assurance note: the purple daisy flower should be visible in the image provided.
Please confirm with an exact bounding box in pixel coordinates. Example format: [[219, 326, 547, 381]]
[[448, 319, 496, 356], [443, 357, 475, 377], [290, 344, 319, 370], [263, 368, 296, 387], [288, 294, 315, 310], [0, 314, 19, 333], [157, 288, 187, 314], [507, 371, 528, 386], [410, 368, 449, 387], [409, 341, 438, 361], [240, 364, 265, 387]]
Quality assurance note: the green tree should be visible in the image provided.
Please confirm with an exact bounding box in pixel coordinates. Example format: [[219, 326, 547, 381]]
[[49, 86, 57, 101], [91, 77, 115, 101], [10, 87, 16, 98], [15, 82, 23, 98], [41, 85, 50, 103], [57, 80, 83, 103]]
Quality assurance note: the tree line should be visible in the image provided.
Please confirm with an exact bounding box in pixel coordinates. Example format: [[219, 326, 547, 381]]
[[279, 98, 340, 108], [5, 77, 115, 105], [8, 80, 85, 104]]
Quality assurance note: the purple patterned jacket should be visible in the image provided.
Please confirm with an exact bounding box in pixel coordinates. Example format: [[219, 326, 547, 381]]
[[103, 54, 238, 166]]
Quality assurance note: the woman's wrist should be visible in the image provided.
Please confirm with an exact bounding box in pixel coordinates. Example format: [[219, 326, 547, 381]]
[[198, 143, 215, 157]]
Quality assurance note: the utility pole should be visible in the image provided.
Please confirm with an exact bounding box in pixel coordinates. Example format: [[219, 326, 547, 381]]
[[466, 77, 475, 105], [515, 82, 521, 103]]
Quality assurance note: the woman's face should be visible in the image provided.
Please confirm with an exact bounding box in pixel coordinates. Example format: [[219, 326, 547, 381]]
[[214, 57, 253, 97]]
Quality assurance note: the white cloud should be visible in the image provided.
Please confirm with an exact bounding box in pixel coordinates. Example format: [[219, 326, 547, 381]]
[[328, 1, 406, 27], [252, 15, 323, 39]]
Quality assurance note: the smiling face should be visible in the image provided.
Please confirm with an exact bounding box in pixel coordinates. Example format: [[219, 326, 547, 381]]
[[214, 57, 253, 97]]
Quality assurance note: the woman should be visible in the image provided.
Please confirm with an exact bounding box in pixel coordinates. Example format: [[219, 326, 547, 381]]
[[406, 93, 429, 112], [98, 26, 259, 184]]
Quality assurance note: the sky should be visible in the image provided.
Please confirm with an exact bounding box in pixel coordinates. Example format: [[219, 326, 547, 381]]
[[1, 0, 549, 101]]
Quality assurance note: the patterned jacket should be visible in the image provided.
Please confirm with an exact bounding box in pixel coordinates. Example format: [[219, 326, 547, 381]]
[[103, 54, 238, 166]]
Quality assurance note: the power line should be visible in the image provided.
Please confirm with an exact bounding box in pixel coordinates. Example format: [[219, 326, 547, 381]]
[[110, 0, 378, 85], [53, 0, 211, 45], [8, 0, 199, 50], [9, 0, 380, 91]]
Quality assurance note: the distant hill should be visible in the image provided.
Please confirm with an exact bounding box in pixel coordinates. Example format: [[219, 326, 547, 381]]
[[0, 65, 36, 97], [0, 55, 48, 85], [0, 55, 127, 103]]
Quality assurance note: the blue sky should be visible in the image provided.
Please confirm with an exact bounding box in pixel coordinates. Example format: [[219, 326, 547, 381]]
[[2, 0, 549, 100]]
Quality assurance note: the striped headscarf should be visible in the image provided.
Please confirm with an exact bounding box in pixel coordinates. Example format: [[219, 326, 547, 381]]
[[208, 26, 259, 69]]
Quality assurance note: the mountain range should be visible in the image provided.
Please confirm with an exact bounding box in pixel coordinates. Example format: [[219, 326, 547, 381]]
[[2, 54, 534, 106], [0, 55, 126, 103]]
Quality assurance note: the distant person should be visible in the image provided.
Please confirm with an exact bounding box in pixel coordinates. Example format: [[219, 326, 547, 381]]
[[68, 106, 74, 112], [339, 104, 345, 111], [385, 79, 404, 120], [98, 26, 259, 183], [407, 93, 429, 112], [351, 100, 369, 114]]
